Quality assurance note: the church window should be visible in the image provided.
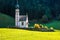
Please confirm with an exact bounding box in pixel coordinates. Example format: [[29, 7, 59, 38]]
[[22, 22, 24, 25]]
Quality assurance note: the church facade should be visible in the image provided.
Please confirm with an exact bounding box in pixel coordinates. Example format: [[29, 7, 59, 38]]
[[15, 0, 28, 28]]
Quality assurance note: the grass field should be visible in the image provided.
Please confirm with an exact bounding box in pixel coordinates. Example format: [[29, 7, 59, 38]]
[[0, 28, 60, 40], [0, 13, 14, 27]]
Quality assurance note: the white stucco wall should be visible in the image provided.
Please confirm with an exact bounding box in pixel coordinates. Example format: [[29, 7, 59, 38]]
[[18, 21, 26, 28]]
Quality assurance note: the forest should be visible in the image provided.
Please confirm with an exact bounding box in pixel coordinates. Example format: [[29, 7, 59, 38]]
[[0, 0, 60, 20]]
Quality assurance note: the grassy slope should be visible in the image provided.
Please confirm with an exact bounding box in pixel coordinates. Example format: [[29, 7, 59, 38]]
[[0, 13, 15, 27], [0, 28, 60, 40], [0, 13, 60, 30], [44, 20, 60, 30], [29, 20, 60, 30]]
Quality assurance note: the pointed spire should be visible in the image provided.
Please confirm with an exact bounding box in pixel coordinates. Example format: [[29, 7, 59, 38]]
[[16, 0, 19, 8]]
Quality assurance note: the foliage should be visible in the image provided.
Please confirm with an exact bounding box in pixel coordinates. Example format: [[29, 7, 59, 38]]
[[41, 15, 48, 23], [34, 24, 40, 28], [0, 0, 60, 20], [44, 26, 48, 29], [50, 27, 54, 30]]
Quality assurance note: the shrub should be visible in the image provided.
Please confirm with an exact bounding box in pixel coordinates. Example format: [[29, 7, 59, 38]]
[[44, 26, 48, 29], [50, 27, 54, 30], [40, 24, 44, 28], [34, 24, 40, 28]]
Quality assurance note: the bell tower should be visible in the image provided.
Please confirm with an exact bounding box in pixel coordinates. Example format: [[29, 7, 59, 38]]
[[15, 0, 20, 26]]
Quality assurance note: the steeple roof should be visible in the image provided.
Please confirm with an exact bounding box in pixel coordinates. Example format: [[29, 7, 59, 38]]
[[16, 0, 19, 8]]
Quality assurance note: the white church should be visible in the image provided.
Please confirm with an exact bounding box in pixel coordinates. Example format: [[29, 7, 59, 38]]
[[15, 0, 28, 28]]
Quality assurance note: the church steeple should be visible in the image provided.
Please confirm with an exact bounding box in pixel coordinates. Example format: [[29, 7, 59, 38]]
[[15, 0, 20, 27], [16, 0, 19, 9], [15, 0, 28, 28]]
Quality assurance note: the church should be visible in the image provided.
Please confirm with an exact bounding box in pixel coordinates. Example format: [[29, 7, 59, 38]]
[[15, 0, 28, 28]]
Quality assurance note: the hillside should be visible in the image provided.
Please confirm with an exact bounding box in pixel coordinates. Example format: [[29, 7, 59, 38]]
[[0, 28, 60, 40], [29, 20, 60, 30], [44, 20, 60, 30], [0, 13, 60, 30], [0, 13, 15, 27]]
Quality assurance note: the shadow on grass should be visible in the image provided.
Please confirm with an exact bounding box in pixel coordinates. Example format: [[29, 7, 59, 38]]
[[1, 26, 54, 32]]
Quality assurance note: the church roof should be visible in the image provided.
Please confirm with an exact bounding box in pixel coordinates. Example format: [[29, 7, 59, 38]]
[[19, 16, 27, 21]]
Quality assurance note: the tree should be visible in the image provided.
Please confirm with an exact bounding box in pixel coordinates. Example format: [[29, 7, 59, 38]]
[[41, 15, 48, 23]]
